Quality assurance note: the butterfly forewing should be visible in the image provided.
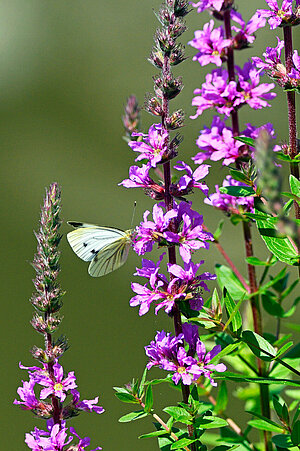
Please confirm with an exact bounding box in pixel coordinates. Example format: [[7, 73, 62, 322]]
[[67, 224, 127, 262]]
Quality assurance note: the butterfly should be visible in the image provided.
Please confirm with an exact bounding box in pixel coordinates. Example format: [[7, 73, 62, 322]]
[[67, 221, 133, 277]]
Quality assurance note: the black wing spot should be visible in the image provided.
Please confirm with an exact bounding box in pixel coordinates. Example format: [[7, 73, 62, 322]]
[[68, 221, 84, 228], [91, 249, 98, 255], [83, 243, 88, 247]]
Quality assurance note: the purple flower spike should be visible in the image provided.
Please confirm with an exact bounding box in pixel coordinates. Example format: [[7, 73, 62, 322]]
[[188, 20, 232, 67], [145, 330, 184, 369], [129, 124, 169, 168], [257, 0, 293, 29]]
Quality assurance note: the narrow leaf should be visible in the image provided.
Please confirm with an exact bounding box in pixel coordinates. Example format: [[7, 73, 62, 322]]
[[144, 385, 153, 413], [248, 419, 283, 432], [215, 264, 247, 300], [219, 186, 255, 197], [291, 420, 300, 446], [242, 330, 276, 361], [119, 410, 149, 422], [170, 438, 198, 449], [223, 291, 244, 333], [234, 136, 255, 147], [215, 381, 228, 414]]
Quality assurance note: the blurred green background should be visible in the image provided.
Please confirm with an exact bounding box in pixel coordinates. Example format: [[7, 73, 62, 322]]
[[1, 0, 299, 449]]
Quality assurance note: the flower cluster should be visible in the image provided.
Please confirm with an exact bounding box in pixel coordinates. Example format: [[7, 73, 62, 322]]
[[205, 175, 254, 214], [193, 116, 279, 166], [133, 202, 213, 262], [253, 38, 300, 92], [15, 361, 104, 449], [191, 62, 276, 119], [145, 328, 226, 386], [130, 253, 216, 315]]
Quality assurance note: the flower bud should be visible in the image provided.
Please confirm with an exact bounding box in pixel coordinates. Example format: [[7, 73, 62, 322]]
[[166, 109, 185, 129], [144, 94, 163, 116]]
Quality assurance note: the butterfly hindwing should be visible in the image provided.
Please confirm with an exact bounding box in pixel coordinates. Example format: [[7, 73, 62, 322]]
[[88, 237, 131, 277]]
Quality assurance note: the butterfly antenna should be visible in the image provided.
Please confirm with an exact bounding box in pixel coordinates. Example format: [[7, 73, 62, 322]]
[[130, 201, 137, 228]]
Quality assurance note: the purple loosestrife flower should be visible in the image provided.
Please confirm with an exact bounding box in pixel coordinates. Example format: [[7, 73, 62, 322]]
[[38, 361, 77, 402], [191, 0, 224, 13], [191, 68, 243, 118], [193, 116, 244, 166], [257, 0, 294, 29], [119, 163, 165, 200], [70, 390, 105, 415], [188, 20, 232, 67], [129, 123, 169, 167], [145, 331, 226, 386], [172, 161, 210, 196], [164, 202, 214, 263], [133, 203, 177, 255], [236, 61, 276, 110], [205, 176, 254, 214], [231, 11, 266, 49], [195, 341, 227, 386], [253, 39, 300, 90], [145, 330, 184, 370], [168, 260, 216, 310]]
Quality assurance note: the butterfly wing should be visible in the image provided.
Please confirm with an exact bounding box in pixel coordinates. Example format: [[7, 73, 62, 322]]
[[67, 223, 127, 263], [88, 234, 131, 277]]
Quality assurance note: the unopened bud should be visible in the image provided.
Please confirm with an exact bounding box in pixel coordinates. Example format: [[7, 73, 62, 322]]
[[144, 95, 163, 116], [166, 109, 185, 129]]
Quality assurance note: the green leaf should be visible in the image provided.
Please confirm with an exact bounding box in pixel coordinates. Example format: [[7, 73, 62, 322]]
[[215, 381, 228, 414], [242, 330, 276, 361], [139, 430, 169, 439], [210, 342, 241, 363], [262, 291, 285, 317], [214, 219, 225, 242], [229, 169, 252, 186], [234, 136, 255, 147], [290, 175, 300, 197], [113, 387, 139, 404], [215, 264, 248, 300], [245, 256, 273, 266], [248, 419, 283, 432], [255, 210, 300, 266], [291, 420, 300, 446], [272, 434, 294, 448], [170, 438, 198, 449], [163, 406, 192, 424], [276, 342, 294, 358], [195, 416, 228, 429], [282, 192, 300, 205], [119, 410, 149, 422], [286, 390, 300, 400], [219, 186, 255, 197], [223, 290, 244, 333], [214, 372, 300, 387], [138, 367, 148, 397], [144, 385, 153, 413], [275, 151, 300, 163]]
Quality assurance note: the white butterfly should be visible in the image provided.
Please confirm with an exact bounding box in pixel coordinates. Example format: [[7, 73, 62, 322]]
[[67, 222, 133, 277]]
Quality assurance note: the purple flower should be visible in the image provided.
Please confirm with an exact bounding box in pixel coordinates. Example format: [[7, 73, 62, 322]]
[[204, 175, 254, 214], [145, 330, 184, 369], [236, 61, 276, 110], [193, 116, 244, 166], [71, 389, 105, 415], [14, 379, 40, 411], [195, 341, 227, 386], [168, 260, 216, 310], [191, 0, 224, 13], [129, 124, 169, 167], [145, 331, 226, 386], [130, 279, 164, 316], [257, 0, 293, 29], [231, 11, 266, 49], [133, 203, 177, 255], [119, 164, 153, 189], [69, 427, 102, 450], [38, 362, 77, 402], [191, 68, 244, 118], [188, 20, 232, 67], [164, 202, 213, 263], [172, 161, 210, 196]]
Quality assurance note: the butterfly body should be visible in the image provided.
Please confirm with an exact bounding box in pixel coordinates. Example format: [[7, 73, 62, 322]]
[[67, 221, 133, 277]]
